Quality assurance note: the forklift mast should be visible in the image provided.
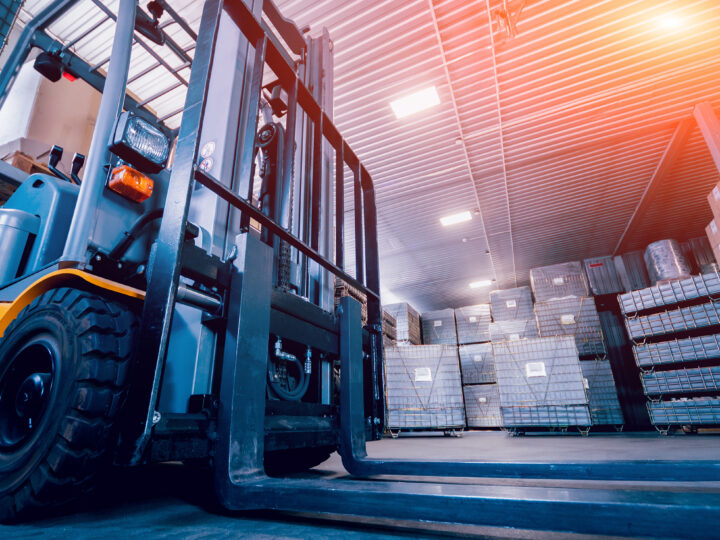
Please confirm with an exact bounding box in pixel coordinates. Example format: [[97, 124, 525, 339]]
[[0, 0, 718, 535]]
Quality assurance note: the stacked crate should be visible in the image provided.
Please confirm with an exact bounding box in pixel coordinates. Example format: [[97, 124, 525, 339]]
[[384, 345, 465, 435], [334, 279, 367, 325], [384, 302, 422, 345], [621, 273, 720, 433], [531, 261, 624, 428], [421, 309, 458, 345], [382, 310, 397, 347]]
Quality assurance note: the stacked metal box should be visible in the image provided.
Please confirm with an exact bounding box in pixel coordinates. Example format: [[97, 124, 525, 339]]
[[384, 345, 465, 432], [454, 304, 491, 345], [384, 302, 422, 345], [620, 273, 720, 431], [489, 286, 534, 321], [583, 256, 624, 295], [489, 319, 539, 342], [463, 383, 502, 428], [529, 261, 589, 302], [534, 296, 606, 357], [613, 250, 651, 292], [421, 308, 457, 345], [458, 343, 495, 385], [580, 358, 624, 427], [493, 337, 592, 429]]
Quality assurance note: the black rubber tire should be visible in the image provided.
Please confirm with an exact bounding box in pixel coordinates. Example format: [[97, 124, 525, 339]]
[[264, 446, 334, 476], [0, 287, 136, 522]]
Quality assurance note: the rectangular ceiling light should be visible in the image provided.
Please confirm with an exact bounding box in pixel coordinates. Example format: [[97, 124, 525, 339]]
[[390, 86, 440, 119], [440, 211, 472, 227], [469, 280, 492, 289]]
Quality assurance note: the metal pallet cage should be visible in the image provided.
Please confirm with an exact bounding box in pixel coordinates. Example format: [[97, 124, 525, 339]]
[[619, 273, 720, 315], [489, 286, 534, 321], [489, 319, 540, 342], [463, 384, 502, 428], [648, 398, 720, 425], [625, 301, 720, 340], [529, 261, 590, 302], [634, 333, 720, 369], [384, 302, 422, 344], [384, 345, 465, 430], [421, 308, 458, 346], [641, 366, 720, 396], [534, 296, 606, 357], [580, 359, 624, 426], [584, 256, 624, 296], [500, 405, 592, 427], [454, 304, 491, 345], [458, 343, 496, 384]]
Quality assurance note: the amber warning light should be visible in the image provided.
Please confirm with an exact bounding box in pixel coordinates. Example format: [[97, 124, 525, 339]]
[[109, 165, 154, 203]]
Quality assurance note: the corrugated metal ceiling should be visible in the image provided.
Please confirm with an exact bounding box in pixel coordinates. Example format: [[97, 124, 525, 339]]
[[11, 0, 720, 311]]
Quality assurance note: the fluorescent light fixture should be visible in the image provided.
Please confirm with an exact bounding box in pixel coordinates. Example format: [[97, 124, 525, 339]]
[[469, 280, 492, 289], [440, 211, 472, 227], [390, 86, 440, 119]]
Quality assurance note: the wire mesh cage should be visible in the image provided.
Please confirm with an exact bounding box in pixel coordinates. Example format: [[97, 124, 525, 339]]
[[580, 359, 624, 426], [421, 309, 458, 345], [619, 273, 720, 315], [384, 345, 465, 429], [648, 398, 720, 425], [625, 301, 720, 340], [454, 304, 491, 345], [534, 297, 605, 356], [384, 302, 422, 344], [493, 337, 588, 408], [500, 405, 592, 427], [489, 319, 540, 342], [489, 286, 534, 321], [529, 261, 589, 302], [583, 256, 624, 295], [641, 366, 720, 396], [463, 384, 502, 428], [634, 334, 720, 369], [458, 343, 495, 384]]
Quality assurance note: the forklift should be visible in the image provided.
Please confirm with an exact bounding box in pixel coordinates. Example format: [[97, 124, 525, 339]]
[[0, 0, 718, 534]]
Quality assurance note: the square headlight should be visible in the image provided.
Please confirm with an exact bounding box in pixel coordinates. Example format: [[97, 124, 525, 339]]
[[109, 112, 170, 174]]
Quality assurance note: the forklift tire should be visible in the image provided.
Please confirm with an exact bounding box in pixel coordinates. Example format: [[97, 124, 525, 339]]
[[0, 287, 137, 522], [264, 446, 335, 476]]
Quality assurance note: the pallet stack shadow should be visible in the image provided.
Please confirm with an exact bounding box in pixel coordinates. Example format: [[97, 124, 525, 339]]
[[620, 272, 720, 433], [524, 262, 624, 430]]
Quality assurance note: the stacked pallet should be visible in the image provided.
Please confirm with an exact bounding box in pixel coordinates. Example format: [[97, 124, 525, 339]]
[[621, 273, 720, 433], [382, 310, 397, 347], [530, 261, 624, 428], [384, 302, 422, 345], [421, 308, 458, 345], [334, 279, 367, 325]]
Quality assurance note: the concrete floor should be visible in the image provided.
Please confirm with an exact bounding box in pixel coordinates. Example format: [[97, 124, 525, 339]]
[[2, 431, 719, 539]]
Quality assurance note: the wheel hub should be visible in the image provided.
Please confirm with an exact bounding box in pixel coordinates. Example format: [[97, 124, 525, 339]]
[[14, 373, 51, 418]]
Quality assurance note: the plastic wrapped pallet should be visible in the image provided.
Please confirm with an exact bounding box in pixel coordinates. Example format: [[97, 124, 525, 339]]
[[384, 302, 421, 345], [583, 256, 624, 295], [634, 333, 720, 369], [458, 343, 495, 384], [641, 366, 720, 396], [648, 398, 720, 425], [488, 319, 539, 342], [463, 384, 502, 428], [421, 309, 457, 345], [613, 251, 651, 292], [618, 273, 720, 315], [489, 286, 534, 321], [580, 359, 624, 426], [644, 239, 692, 284], [529, 261, 589, 302], [682, 236, 716, 272], [384, 345, 465, 430], [534, 297, 605, 356], [625, 301, 720, 340], [454, 304, 491, 344], [493, 337, 588, 408]]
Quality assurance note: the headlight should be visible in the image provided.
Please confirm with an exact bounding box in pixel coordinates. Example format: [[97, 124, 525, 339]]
[[109, 112, 170, 174]]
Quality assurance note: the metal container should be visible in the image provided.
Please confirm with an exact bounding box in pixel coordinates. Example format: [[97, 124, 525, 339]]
[[684, 236, 716, 272], [619, 273, 720, 315], [384, 345, 465, 429], [489, 286, 534, 321], [644, 239, 692, 284], [641, 366, 720, 396], [625, 301, 720, 340], [493, 337, 588, 407], [634, 333, 720, 369], [500, 405, 592, 427], [454, 304, 491, 345], [648, 398, 720, 425], [580, 359, 624, 426], [583, 256, 624, 295], [614, 251, 651, 292], [488, 319, 539, 342], [458, 343, 495, 384], [534, 296, 605, 357], [463, 384, 502, 428], [421, 308, 457, 345], [384, 302, 422, 344], [0, 208, 39, 286], [529, 261, 589, 302]]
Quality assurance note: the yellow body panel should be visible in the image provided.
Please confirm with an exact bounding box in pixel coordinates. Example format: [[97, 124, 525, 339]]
[[0, 269, 145, 338]]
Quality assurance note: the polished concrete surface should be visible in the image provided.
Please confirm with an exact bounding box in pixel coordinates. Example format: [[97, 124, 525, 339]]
[[2, 430, 719, 539]]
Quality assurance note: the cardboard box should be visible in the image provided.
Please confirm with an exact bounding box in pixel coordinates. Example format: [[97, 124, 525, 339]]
[[705, 219, 720, 267], [709, 184, 720, 222]]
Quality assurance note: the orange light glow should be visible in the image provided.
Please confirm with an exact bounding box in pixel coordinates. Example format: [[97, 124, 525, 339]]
[[656, 13, 684, 31], [109, 165, 154, 203]]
